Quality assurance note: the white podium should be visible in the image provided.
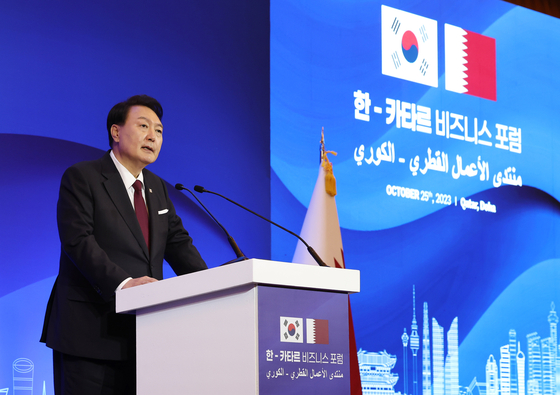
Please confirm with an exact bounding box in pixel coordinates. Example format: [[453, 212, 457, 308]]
[[116, 259, 360, 394]]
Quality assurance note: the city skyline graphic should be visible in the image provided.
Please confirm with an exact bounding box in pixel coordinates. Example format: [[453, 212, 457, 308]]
[[0, 358, 47, 395], [358, 286, 559, 395]]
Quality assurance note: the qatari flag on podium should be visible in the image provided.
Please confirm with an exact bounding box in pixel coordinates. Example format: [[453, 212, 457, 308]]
[[445, 23, 497, 101], [306, 319, 329, 344]]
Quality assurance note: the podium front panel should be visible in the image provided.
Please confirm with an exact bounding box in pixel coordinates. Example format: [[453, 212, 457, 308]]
[[257, 285, 350, 394], [136, 285, 258, 394]]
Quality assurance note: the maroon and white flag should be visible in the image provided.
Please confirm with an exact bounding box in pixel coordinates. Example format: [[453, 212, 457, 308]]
[[306, 319, 329, 344], [445, 23, 497, 101], [292, 131, 362, 394]]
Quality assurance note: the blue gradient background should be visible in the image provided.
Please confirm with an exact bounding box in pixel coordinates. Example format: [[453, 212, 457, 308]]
[[271, 0, 560, 390], [0, 0, 269, 392], [1, 0, 559, 393]]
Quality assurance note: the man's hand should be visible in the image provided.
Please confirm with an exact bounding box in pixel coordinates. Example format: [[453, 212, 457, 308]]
[[122, 276, 158, 289]]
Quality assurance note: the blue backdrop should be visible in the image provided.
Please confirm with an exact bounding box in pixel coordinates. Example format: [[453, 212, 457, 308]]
[[271, 0, 560, 393], [0, 0, 269, 392], [2, 0, 560, 394]]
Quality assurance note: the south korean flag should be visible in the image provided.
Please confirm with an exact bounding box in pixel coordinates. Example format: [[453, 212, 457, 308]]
[[280, 317, 303, 343], [381, 5, 438, 87]]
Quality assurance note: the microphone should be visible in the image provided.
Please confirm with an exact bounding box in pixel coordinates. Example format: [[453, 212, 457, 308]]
[[193, 185, 329, 267], [175, 183, 248, 264]]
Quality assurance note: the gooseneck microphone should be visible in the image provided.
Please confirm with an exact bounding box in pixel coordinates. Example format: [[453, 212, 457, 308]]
[[193, 185, 328, 267], [175, 183, 247, 263]]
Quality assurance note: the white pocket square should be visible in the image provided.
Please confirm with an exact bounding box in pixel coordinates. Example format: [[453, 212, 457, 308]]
[[158, 209, 169, 215]]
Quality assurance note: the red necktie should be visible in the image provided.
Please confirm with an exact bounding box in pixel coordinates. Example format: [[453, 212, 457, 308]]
[[132, 180, 150, 251]]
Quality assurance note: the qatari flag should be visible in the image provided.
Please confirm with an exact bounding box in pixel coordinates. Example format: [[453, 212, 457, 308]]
[[445, 23, 496, 101], [306, 319, 329, 344]]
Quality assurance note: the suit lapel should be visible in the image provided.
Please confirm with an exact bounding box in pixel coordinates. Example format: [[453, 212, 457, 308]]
[[100, 153, 150, 260]]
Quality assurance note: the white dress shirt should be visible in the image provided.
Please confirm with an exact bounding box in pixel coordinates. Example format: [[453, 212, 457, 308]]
[[110, 150, 146, 292]]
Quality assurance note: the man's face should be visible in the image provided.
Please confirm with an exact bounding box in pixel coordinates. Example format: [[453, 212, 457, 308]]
[[111, 105, 163, 176]]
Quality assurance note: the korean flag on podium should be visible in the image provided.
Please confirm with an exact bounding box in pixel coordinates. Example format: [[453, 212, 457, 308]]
[[280, 317, 304, 343], [381, 5, 438, 87]]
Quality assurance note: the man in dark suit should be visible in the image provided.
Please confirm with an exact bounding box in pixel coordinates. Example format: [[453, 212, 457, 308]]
[[41, 95, 207, 394]]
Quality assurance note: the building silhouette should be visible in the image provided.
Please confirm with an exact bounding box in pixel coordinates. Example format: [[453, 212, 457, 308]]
[[403, 328, 410, 395], [13, 358, 34, 395], [510, 330, 519, 395], [487, 355, 499, 395], [445, 318, 459, 395], [518, 342, 526, 395], [423, 302, 432, 395], [358, 349, 400, 395], [547, 303, 558, 395], [433, 318, 445, 395], [542, 338, 554, 395], [527, 332, 542, 395], [411, 286, 420, 395], [501, 344, 511, 395]]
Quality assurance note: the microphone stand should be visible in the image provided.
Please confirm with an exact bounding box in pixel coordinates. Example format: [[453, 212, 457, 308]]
[[193, 185, 329, 267], [175, 184, 248, 265]]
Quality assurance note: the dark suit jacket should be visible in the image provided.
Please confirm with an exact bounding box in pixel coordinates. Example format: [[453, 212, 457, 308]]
[[41, 151, 207, 360]]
